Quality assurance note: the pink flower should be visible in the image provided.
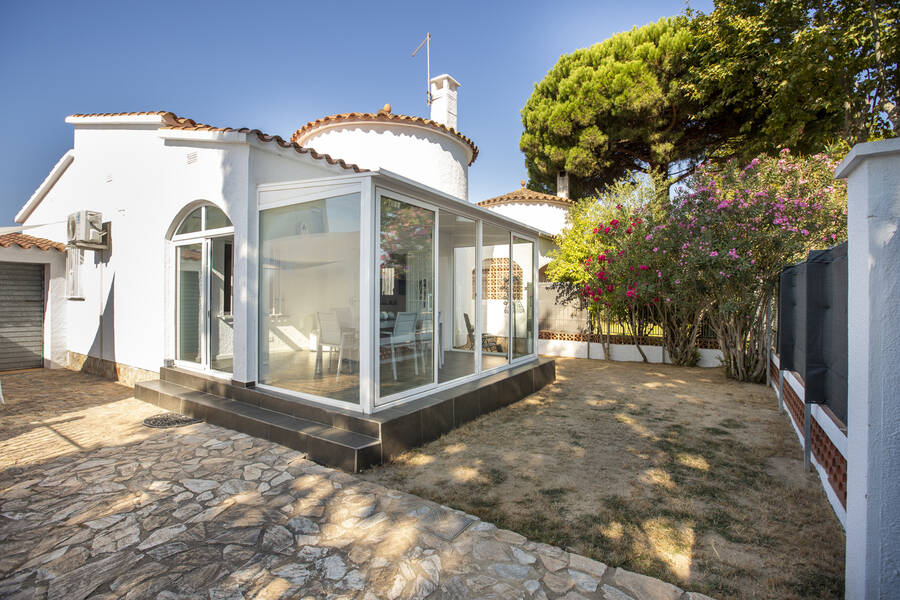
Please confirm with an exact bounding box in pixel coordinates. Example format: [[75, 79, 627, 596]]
[[709, 251, 719, 257]]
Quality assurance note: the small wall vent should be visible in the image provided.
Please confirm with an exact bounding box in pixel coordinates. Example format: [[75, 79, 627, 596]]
[[187, 151, 198, 165]]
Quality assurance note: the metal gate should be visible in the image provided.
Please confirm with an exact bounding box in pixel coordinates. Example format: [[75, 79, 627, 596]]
[[0, 262, 45, 370]]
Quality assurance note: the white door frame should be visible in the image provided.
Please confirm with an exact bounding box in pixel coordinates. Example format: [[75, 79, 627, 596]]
[[171, 230, 234, 378]]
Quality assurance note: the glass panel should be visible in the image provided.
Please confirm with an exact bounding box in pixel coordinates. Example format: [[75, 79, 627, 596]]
[[438, 212, 476, 383], [209, 236, 234, 373], [513, 237, 535, 359], [176, 208, 202, 235], [258, 193, 361, 403], [379, 196, 435, 398], [176, 243, 203, 363], [205, 205, 231, 230], [481, 224, 511, 370]]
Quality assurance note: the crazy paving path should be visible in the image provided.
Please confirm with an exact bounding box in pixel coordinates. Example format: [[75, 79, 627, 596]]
[[0, 370, 713, 600]]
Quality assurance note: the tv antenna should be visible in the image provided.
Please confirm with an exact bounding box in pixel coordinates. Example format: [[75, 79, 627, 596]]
[[411, 32, 432, 106]]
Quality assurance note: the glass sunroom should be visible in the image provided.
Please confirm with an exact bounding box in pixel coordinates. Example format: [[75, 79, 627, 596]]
[[254, 171, 540, 414]]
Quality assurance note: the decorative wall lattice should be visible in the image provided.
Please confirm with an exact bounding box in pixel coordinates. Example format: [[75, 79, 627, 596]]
[[537, 329, 719, 348], [474, 258, 522, 300]]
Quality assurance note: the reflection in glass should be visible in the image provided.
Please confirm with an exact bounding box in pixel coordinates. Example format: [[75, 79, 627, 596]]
[[176, 208, 202, 235], [210, 236, 234, 373], [513, 237, 534, 359], [205, 205, 232, 230], [481, 224, 511, 370], [258, 193, 361, 403], [438, 212, 476, 383], [176, 243, 203, 363], [379, 196, 435, 398]]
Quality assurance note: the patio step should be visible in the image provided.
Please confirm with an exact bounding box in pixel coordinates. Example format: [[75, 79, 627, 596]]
[[134, 379, 381, 472], [158, 367, 380, 438]]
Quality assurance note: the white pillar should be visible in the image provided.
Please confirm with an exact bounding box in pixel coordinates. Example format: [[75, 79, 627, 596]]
[[835, 138, 900, 599]]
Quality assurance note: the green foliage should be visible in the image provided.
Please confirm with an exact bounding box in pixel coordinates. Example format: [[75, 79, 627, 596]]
[[685, 0, 899, 156], [672, 149, 847, 380], [520, 18, 712, 196], [547, 149, 848, 379], [520, 2, 896, 198]]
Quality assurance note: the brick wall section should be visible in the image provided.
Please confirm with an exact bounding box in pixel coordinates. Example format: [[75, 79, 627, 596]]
[[771, 356, 847, 508], [539, 330, 719, 349], [811, 416, 848, 506], [769, 360, 779, 386]]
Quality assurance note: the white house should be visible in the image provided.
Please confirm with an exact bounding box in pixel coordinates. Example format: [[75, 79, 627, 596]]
[[6, 75, 554, 470]]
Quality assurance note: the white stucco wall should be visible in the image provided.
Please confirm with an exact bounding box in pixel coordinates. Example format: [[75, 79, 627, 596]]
[[484, 203, 568, 237], [20, 118, 355, 381], [0, 246, 66, 368], [836, 138, 900, 599], [538, 339, 722, 367], [300, 123, 471, 201]]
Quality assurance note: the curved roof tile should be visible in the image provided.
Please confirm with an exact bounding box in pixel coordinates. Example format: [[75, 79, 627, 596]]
[[0, 233, 66, 252], [477, 184, 573, 209], [292, 110, 479, 165]]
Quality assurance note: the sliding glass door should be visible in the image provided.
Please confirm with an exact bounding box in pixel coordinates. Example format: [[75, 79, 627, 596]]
[[377, 194, 436, 402]]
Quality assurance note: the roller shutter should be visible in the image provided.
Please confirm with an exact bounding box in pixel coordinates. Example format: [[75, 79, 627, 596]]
[[0, 262, 44, 370]]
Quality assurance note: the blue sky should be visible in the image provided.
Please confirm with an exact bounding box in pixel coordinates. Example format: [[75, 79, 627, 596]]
[[0, 0, 712, 225]]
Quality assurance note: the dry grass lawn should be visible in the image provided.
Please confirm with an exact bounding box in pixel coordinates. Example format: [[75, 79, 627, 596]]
[[359, 358, 845, 600]]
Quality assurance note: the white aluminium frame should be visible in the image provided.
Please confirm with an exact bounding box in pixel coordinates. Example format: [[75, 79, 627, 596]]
[[253, 173, 540, 415], [372, 185, 540, 410], [254, 177, 373, 413], [170, 205, 235, 379]]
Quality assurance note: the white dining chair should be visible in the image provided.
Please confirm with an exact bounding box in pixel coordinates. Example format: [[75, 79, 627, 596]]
[[388, 312, 419, 380], [317, 311, 357, 380]]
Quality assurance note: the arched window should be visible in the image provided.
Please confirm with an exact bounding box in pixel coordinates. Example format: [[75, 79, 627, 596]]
[[174, 205, 232, 237]]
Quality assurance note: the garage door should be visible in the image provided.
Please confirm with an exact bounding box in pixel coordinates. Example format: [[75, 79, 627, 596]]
[[0, 262, 44, 370]]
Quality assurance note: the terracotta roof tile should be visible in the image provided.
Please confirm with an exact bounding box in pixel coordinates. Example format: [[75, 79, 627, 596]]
[[159, 114, 367, 173], [292, 110, 479, 165], [477, 183, 573, 209], [67, 111, 367, 173], [68, 111, 172, 118], [0, 233, 66, 252]]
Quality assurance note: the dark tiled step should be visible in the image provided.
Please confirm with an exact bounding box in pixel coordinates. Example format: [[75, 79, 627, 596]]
[[159, 367, 380, 438], [135, 379, 381, 472]]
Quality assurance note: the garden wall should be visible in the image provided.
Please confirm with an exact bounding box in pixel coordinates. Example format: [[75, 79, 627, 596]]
[[769, 352, 847, 526], [538, 331, 723, 367]]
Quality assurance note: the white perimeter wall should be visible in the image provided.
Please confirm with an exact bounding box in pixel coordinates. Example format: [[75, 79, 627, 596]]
[[538, 339, 722, 367], [301, 123, 470, 201]]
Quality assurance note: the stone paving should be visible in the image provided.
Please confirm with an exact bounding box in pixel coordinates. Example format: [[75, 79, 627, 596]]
[[0, 369, 713, 600]]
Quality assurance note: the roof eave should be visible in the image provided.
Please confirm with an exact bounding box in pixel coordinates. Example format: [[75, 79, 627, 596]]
[[16, 150, 75, 224]]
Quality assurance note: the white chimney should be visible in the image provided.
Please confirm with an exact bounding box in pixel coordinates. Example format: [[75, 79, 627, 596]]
[[557, 171, 569, 199], [429, 74, 460, 130]]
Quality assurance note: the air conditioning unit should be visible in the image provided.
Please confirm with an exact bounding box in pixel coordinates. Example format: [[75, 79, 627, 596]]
[[67, 210, 105, 249]]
